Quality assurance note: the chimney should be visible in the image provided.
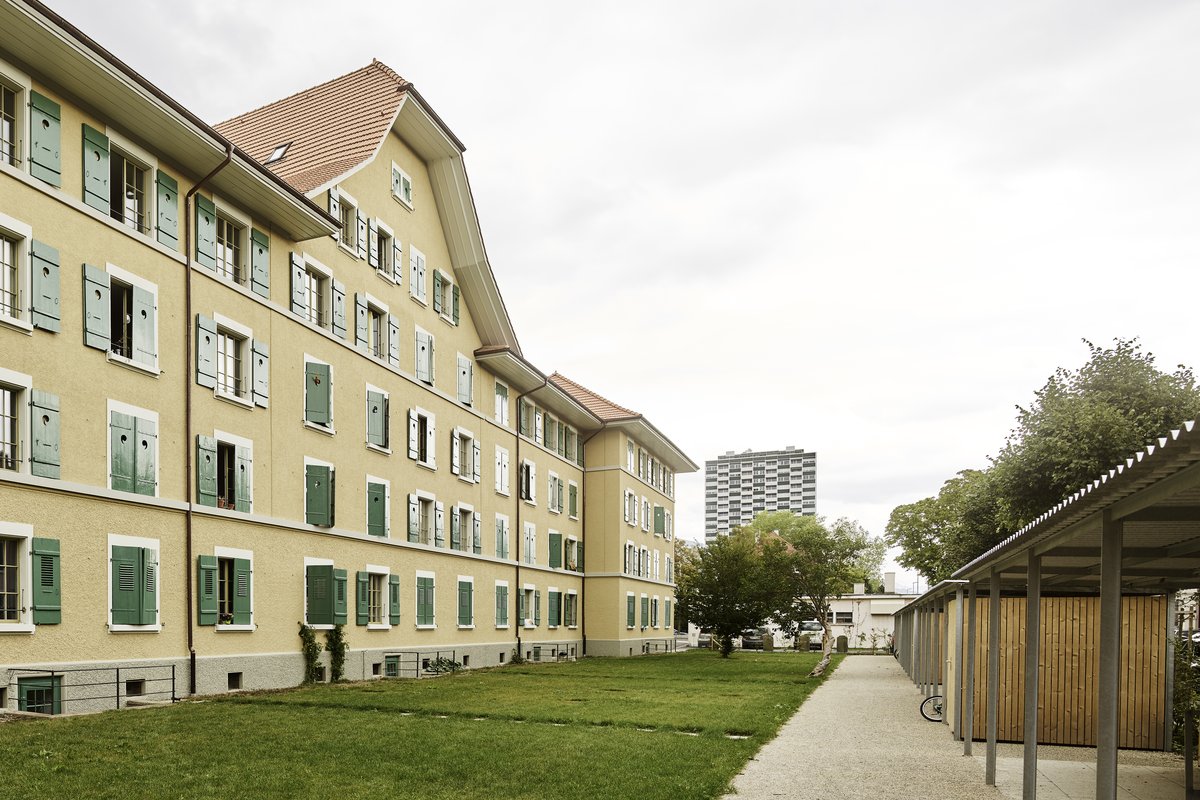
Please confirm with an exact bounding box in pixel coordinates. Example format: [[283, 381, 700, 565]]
[[883, 572, 896, 594], [853, 582, 865, 595]]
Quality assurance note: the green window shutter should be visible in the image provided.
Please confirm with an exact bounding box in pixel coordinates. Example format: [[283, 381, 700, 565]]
[[305, 362, 331, 425], [155, 170, 179, 250], [389, 574, 401, 625], [109, 412, 136, 492], [328, 190, 340, 241], [354, 293, 368, 350], [557, 480, 564, 513], [28, 91, 61, 186], [366, 390, 386, 447], [458, 580, 471, 626], [29, 389, 61, 479], [194, 195, 217, 270], [81, 124, 110, 213], [196, 554, 218, 625], [577, 541, 584, 572], [534, 590, 541, 626], [569, 484, 577, 517], [367, 219, 379, 268], [627, 595, 635, 627], [388, 314, 400, 367], [654, 506, 665, 535], [434, 502, 445, 547], [232, 558, 252, 624], [195, 315, 217, 388], [356, 211, 367, 260], [234, 446, 252, 513], [31, 538, 61, 624], [452, 284, 460, 325], [519, 401, 529, 436], [473, 440, 481, 484], [367, 481, 386, 537], [139, 547, 158, 626], [666, 600, 673, 630], [518, 589, 525, 624], [250, 229, 270, 297], [356, 571, 370, 626], [548, 591, 560, 627], [110, 546, 141, 624], [472, 514, 482, 554], [417, 576, 434, 626], [496, 585, 508, 626], [305, 464, 332, 527], [289, 253, 305, 314], [333, 569, 348, 625], [196, 434, 217, 507], [251, 339, 270, 408], [407, 409, 419, 459], [331, 279, 347, 339], [641, 597, 649, 629], [432, 270, 442, 313], [548, 532, 562, 569], [30, 240, 61, 332], [407, 493, 419, 542], [134, 417, 157, 496], [306, 564, 334, 625], [82, 263, 111, 350], [577, 438, 585, 465], [450, 505, 461, 550], [450, 430, 460, 475], [132, 285, 156, 367]]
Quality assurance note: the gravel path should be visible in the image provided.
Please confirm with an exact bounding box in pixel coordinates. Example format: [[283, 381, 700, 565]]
[[723, 655, 1002, 800]]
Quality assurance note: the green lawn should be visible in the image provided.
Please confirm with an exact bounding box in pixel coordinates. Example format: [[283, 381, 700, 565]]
[[2, 650, 840, 800]]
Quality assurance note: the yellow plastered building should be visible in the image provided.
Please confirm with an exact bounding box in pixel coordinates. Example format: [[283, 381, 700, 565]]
[[0, 0, 695, 713]]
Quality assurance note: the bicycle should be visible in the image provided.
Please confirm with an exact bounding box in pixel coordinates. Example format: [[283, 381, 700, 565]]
[[920, 694, 944, 722]]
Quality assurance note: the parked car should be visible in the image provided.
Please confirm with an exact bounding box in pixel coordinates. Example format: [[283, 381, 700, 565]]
[[797, 619, 823, 651], [739, 629, 765, 650], [697, 631, 713, 649]]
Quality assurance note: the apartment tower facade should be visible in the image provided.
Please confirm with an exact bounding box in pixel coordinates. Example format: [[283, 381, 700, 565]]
[[704, 446, 816, 540]]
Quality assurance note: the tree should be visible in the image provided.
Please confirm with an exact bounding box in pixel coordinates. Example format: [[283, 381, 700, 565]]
[[745, 512, 870, 676], [887, 338, 1200, 582], [674, 529, 786, 657]]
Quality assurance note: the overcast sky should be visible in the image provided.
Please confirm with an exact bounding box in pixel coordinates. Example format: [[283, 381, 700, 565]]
[[49, 1, 1200, 591]]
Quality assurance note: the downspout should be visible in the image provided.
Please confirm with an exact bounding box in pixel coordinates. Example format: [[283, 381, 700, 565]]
[[183, 143, 234, 695], [512, 376, 548, 659], [578, 421, 610, 657]]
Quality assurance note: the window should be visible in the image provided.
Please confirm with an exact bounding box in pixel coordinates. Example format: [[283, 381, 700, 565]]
[[0, 75, 20, 168], [334, 188, 362, 256], [835, 611, 854, 625], [641, 595, 649, 629], [415, 327, 434, 385], [304, 561, 347, 627], [565, 538, 579, 572], [215, 214, 245, 283], [369, 219, 397, 278], [638, 449, 646, 480], [624, 542, 635, 575], [0, 225, 24, 324], [495, 446, 511, 495], [366, 386, 389, 450], [367, 306, 385, 359], [197, 548, 252, 627], [666, 555, 674, 584], [542, 414, 557, 454], [18, 675, 61, 715], [564, 592, 578, 628], [0, 369, 59, 480], [109, 146, 150, 235], [451, 427, 480, 483], [0, 374, 22, 473], [547, 590, 561, 628], [409, 246, 427, 302], [109, 403, 157, 496], [433, 270, 460, 325], [265, 142, 289, 164], [366, 477, 389, 537], [109, 534, 159, 630], [392, 163, 414, 208], [355, 568, 393, 628], [415, 572, 435, 628], [196, 433, 252, 512], [407, 407, 436, 468], [197, 315, 267, 408], [304, 458, 335, 527], [457, 354, 473, 405], [626, 593, 635, 629], [640, 548, 650, 578], [523, 523, 536, 565], [215, 329, 245, 399], [548, 473, 562, 514], [450, 504, 477, 552], [407, 493, 443, 546], [304, 359, 333, 429], [495, 581, 509, 628], [457, 578, 474, 628], [642, 498, 651, 532], [290, 253, 335, 329], [495, 515, 510, 560], [519, 586, 539, 628], [494, 380, 509, 426], [548, 530, 562, 569], [519, 460, 536, 504], [651, 597, 659, 628], [0, 522, 58, 632], [623, 490, 636, 526], [568, 481, 579, 519], [627, 441, 635, 473], [83, 263, 158, 370]]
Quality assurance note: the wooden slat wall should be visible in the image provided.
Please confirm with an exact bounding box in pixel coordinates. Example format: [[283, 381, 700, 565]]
[[966, 595, 1166, 749]]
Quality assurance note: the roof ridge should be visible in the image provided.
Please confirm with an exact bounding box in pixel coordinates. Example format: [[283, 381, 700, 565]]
[[550, 372, 639, 418], [217, 60, 404, 128]]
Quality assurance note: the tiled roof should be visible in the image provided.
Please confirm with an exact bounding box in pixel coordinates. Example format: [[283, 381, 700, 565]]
[[215, 60, 409, 194], [549, 373, 640, 421]]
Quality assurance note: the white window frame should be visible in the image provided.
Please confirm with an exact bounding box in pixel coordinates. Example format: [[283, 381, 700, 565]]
[[0, 520, 34, 633], [303, 555, 336, 631], [457, 574, 475, 630], [412, 405, 436, 469], [523, 522, 536, 566], [365, 474, 391, 539], [302, 354, 334, 434], [494, 379, 509, 427], [365, 382, 390, 454], [212, 312, 253, 407], [300, 252, 332, 330], [365, 563, 391, 630], [548, 471, 560, 514], [103, 262, 160, 375], [565, 537, 579, 572], [374, 218, 396, 280], [520, 459, 537, 505], [105, 127, 158, 240], [106, 399, 160, 498], [214, 428, 254, 513], [212, 196, 251, 286], [623, 489, 636, 526], [453, 501, 475, 553], [391, 162, 414, 209], [624, 541, 636, 575], [522, 583, 536, 629], [0, 210, 32, 332], [0, 56, 31, 175], [335, 186, 359, 255], [652, 595, 660, 628], [495, 579, 509, 629], [640, 547, 650, 579], [495, 445, 510, 496], [436, 269, 457, 325], [415, 489, 436, 546], [213, 545, 254, 632], [642, 497, 651, 532], [107, 532, 161, 632], [0, 366, 31, 477], [415, 568, 436, 630], [409, 245, 427, 303], [452, 425, 477, 484], [364, 293, 390, 362], [565, 589, 578, 629], [627, 440, 635, 473]]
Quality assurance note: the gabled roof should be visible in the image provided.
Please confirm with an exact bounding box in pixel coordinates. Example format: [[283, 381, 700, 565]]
[[550, 373, 699, 473], [216, 60, 413, 195]]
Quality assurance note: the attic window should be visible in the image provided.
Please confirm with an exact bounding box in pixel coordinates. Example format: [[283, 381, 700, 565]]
[[265, 143, 290, 164]]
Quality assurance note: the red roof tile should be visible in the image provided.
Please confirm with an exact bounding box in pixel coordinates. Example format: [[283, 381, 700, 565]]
[[549, 373, 640, 421]]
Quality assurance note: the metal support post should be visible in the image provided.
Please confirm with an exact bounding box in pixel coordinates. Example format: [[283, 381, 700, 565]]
[[954, 587, 964, 740], [986, 567, 1001, 785], [1095, 511, 1122, 800], [965, 582, 977, 756], [1023, 551, 1041, 799]]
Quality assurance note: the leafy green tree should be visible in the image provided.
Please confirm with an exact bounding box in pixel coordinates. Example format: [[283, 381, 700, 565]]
[[746, 512, 871, 676], [885, 469, 1000, 583], [674, 529, 786, 657]]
